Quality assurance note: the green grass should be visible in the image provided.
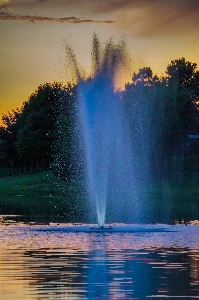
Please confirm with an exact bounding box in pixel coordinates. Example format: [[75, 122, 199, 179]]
[[0, 171, 87, 222], [0, 169, 199, 223], [0, 171, 56, 196], [142, 178, 199, 223]]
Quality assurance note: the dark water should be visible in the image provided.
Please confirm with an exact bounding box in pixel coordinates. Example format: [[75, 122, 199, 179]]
[[1, 216, 199, 299]]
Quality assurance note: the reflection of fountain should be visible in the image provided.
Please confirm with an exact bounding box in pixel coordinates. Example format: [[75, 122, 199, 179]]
[[77, 36, 138, 226], [1, 220, 199, 300], [88, 246, 108, 299]]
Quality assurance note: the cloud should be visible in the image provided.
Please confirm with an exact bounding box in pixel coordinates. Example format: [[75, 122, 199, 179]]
[[0, 0, 199, 37], [97, 0, 199, 37], [0, 11, 114, 23]]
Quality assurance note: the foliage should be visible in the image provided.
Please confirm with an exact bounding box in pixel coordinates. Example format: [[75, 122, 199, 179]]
[[0, 170, 87, 222], [124, 58, 199, 180], [0, 109, 21, 174], [0, 82, 76, 175], [165, 57, 199, 135], [52, 83, 80, 180], [1, 57, 199, 182]]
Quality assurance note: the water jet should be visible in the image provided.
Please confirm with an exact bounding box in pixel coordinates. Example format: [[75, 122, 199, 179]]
[[77, 35, 138, 226]]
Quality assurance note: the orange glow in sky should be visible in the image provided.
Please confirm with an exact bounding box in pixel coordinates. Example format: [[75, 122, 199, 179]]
[[1, 0, 199, 125]]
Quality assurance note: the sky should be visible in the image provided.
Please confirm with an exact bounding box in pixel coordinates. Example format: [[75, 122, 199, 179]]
[[1, 0, 199, 124]]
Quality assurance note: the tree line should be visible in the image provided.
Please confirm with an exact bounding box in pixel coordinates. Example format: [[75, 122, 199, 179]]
[[1, 57, 199, 178], [0, 82, 77, 175]]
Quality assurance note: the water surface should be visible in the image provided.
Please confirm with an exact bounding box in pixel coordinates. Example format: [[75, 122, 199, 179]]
[[1, 216, 199, 299]]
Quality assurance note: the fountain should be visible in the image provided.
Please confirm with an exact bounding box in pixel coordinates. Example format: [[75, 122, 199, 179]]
[[56, 35, 182, 228], [77, 36, 139, 227]]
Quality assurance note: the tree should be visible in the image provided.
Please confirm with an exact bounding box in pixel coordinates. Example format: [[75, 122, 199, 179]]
[[132, 67, 159, 86], [0, 110, 21, 175], [16, 82, 67, 171], [0, 82, 77, 174], [166, 57, 197, 90], [52, 83, 80, 180], [166, 57, 199, 137]]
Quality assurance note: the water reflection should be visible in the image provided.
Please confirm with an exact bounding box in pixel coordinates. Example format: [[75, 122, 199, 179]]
[[1, 217, 199, 299], [1, 247, 199, 299]]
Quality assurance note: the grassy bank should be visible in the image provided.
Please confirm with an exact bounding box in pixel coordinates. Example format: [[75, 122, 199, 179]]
[[143, 179, 199, 223], [0, 170, 199, 223], [0, 171, 87, 222], [0, 171, 55, 196]]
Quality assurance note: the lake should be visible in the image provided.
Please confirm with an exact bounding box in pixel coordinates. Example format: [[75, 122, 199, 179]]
[[0, 215, 199, 299]]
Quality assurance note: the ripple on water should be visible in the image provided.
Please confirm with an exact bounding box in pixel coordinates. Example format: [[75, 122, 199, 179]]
[[1, 217, 199, 299]]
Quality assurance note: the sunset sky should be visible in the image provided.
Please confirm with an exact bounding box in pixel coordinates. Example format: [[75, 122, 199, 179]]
[[1, 0, 199, 124]]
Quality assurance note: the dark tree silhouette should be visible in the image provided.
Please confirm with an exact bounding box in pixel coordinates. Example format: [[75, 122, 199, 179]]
[[166, 58, 199, 137], [0, 110, 21, 175], [1, 58, 199, 181], [0, 82, 76, 174]]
